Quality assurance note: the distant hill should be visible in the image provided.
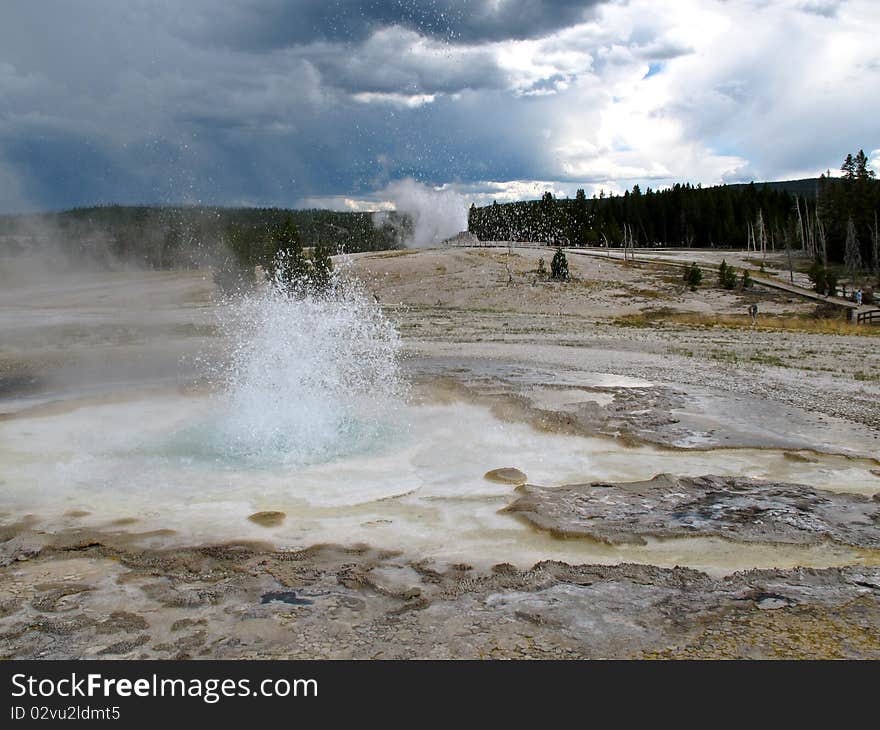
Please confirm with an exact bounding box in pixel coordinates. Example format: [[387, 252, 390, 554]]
[[727, 178, 822, 198]]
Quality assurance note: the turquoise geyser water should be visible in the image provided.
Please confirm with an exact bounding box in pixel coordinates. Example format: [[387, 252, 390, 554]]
[[195, 270, 406, 469]]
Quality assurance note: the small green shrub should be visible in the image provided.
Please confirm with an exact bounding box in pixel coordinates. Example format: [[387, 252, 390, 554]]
[[718, 259, 737, 289], [683, 262, 702, 290]]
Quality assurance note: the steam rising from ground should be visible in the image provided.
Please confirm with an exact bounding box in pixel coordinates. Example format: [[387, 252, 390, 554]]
[[197, 271, 406, 467], [376, 178, 467, 247], [0, 218, 125, 283]]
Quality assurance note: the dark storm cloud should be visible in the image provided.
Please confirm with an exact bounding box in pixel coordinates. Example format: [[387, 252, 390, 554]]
[[1, 0, 875, 213], [299, 27, 510, 95], [179, 0, 605, 50], [0, 0, 591, 210]]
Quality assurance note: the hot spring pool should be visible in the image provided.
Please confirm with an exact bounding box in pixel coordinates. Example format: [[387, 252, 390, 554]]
[[2, 389, 879, 576]]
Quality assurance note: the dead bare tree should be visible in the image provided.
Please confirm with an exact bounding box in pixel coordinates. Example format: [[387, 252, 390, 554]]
[[756, 210, 767, 263], [784, 227, 794, 283], [806, 206, 816, 258], [622, 223, 636, 261], [794, 195, 806, 253], [816, 216, 828, 267], [795, 196, 816, 257]]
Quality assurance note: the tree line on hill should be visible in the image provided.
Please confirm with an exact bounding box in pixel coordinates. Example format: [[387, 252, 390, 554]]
[[467, 150, 880, 277], [215, 214, 337, 295], [0, 205, 408, 273]]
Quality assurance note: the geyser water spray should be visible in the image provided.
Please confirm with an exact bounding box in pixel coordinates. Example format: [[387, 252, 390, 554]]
[[200, 265, 406, 468]]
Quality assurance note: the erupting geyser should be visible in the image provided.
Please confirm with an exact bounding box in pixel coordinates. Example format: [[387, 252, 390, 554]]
[[193, 268, 406, 468]]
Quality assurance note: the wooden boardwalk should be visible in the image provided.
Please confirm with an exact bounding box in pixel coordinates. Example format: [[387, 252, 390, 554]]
[[445, 240, 547, 249]]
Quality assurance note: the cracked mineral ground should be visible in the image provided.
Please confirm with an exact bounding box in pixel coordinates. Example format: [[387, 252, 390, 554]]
[[1, 248, 879, 659]]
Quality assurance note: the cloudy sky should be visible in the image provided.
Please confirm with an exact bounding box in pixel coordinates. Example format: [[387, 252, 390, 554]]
[[0, 0, 878, 213]]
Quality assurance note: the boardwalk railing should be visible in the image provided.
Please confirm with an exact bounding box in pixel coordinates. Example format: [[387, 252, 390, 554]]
[[856, 308, 880, 325]]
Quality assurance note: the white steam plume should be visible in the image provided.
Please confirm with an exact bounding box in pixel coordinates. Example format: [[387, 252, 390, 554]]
[[377, 178, 468, 248]]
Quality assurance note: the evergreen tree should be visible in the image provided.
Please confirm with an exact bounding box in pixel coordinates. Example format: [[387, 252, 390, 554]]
[[540, 192, 560, 242], [572, 189, 589, 244], [490, 200, 503, 239], [311, 240, 334, 291], [550, 247, 569, 280], [855, 150, 873, 180], [266, 215, 309, 291], [214, 223, 257, 295], [818, 151, 880, 267]]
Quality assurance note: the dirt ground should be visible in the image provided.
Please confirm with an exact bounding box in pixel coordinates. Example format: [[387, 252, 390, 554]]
[[353, 246, 822, 317], [1, 246, 879, 659], [351, 247, 880, 435]]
